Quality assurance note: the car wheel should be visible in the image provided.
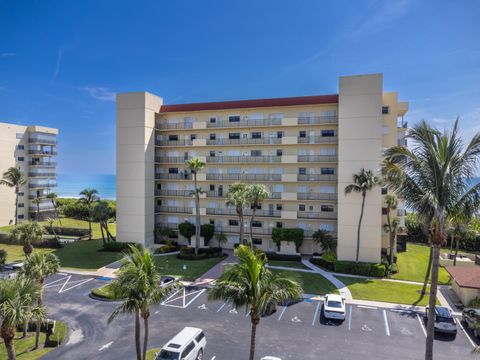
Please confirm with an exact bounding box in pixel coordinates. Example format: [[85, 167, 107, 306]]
[[197, 349, 203, 360], [474, 329, 479, 339]]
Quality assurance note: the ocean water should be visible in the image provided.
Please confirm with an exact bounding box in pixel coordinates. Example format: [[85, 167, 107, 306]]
[[56, 174, 116, 200]]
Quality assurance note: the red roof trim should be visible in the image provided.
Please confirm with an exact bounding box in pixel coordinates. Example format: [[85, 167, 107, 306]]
[[159, 94, 339, 113]]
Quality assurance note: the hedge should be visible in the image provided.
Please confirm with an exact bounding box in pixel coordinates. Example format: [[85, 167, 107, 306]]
[[264, 252, 301, 261], [271, 228, 304, 252], [334, 261, 386, 277], [177, 246, 224, 260], [155, 244, 181, 254], [101, 242, 141, 252], [310, 257, 335, 271], [46, 226, 90, 237]]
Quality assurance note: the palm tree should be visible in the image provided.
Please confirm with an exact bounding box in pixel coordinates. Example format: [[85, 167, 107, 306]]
[[0, 276, 45, 360], [382, 119, 480, 360], [45, 192, 61, 225], [209, 245, 303, 360], [79, 188, 99, 239], [108, 245, 179, 360], [185, 158, 205, 255], [215, 232, 228, 250], [93, 201, 115, 245], [246, 184, 269, 247], [312, 229, 337, 253], [384, 194, 399, 266], [20, 252, 60, 349], [0, 167, 26, 226], [12, 222, 45, 256], [31, 197, 43, 221], [226, 182, 248, 245], [344, 168, 379, 262]]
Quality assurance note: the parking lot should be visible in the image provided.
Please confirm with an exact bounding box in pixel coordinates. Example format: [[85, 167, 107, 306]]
[[42, 274, 478, 360]]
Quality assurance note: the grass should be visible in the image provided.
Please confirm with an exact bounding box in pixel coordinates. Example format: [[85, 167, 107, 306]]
[[267, 260, 310, 270], [337, 276, 438, 306], [153, 254, 227, 282], [271, 269, 339, 295], [146, 348, 160, 360], [0, 321, 67, 360], [0, 243, 54, 263], [91, 283, 116, 300], [392, 243, 450, 285]]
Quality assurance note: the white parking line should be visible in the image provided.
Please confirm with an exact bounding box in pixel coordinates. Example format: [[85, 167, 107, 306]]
[[245, 310, 251, 317], [277, 306, 288, 321], [311, 301, 321, 327], [216, 303, 226, 313], [357, 305, 378, 310], [184, 289, 206, 308], [382, 309, 390, 336], [99, 341, 114, 351], [456, 318, 477, 348], [348, 305, 352, 330], [416, 313, 427, 337], [210, 356, 216, 360]]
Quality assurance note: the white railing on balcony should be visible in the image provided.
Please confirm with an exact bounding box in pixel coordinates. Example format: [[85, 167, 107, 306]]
[[297, 174, 337, 181], [297, 193, 337, 200], [155, 206, 193, 214], [206, 138, 282, 146], [206, 118, 282, 128], [206, 156, 281, 163], [206, 174, 282, 181], [297, 136, 338, 144], [155, 173, 192, 180], [155, 189, 192, 197], [155, 139, 193, 146], [298, 116, 337, 125], [297, 155, 337, 162], [297, 211, 337, 219]]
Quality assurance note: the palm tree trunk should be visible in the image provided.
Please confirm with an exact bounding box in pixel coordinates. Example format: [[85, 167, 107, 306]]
[[142, 313, 149, 360], [14, 188, 18, 226], [425, 244, 440, 360], [421, 245, 433, 295], [239, 212, 244, 245], [100, 222, 106, 245], [52, 201, 62, 226], [250, 209, 256, 249], [194, 174, 201, 255], [35, 286, 44, 349], [88, 216, 92, 240], [355, 194, 366, 262], [249, 314, 259, 360], [1, 324, 16, 360], [134, 309, 141, 360], [22, 319, 28, 338], [453, 237, 459, 266]]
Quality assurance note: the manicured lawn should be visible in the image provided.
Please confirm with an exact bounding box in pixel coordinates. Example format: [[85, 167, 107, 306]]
[[153, 254, 227, 281], [337, 276, 437, 306], [0, 243, 54, 262], [267, 260, 310, 270], [392, 243, 450, 285], [0, 321, 67, 360], [271, 269, 339, 295], [146, 348, 160, 360]]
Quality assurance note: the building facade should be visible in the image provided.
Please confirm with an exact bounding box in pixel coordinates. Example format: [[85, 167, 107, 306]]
[[0, 122, 58, 226], [116, 73, 408, 262]]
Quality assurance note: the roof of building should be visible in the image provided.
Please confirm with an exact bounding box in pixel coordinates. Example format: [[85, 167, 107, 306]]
[[159, 94, 339, 113], [445, 266, 480, 289]]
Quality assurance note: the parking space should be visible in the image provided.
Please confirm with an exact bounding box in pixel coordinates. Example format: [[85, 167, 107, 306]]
[[44, 273, 95, 294]]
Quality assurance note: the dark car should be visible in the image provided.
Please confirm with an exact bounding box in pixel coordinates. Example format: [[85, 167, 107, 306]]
[[462, 308, 480, 338], [425, 306, 457, 336]]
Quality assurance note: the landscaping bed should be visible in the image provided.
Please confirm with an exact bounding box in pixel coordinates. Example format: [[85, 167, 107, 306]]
[[271, 269, 338, 295], [153, 253, 227, 281], [267, 260, 309, 270]]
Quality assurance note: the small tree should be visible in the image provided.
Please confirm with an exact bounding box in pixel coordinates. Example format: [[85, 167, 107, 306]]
[[79, 188, 100, 239], [312, 229, 337, 253], [246, 184, 269, 247], [178, 222, 195, 244], [12, 222, 45, 256], [46, 192, 62, 225], [0, 166, 26, 226], [31, 197, 43, 221], [93, 201, 115, 245], [226, 182, 248, 245], [215, 232, 228, 250], [200, 224, 215, 246]]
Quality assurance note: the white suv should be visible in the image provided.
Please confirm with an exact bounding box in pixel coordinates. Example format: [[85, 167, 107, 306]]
[[155, 327, 206, 360]]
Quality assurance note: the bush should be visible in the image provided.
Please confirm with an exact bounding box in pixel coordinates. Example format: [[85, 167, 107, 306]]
[[272, 228, 304, 252], [459, 233, 480, 252], [177, 252, 208, 260], [310, 257, 335, 271], [45, 321, 68, 347], [47, 227, 90, 237], [178, 222, 195, 240], [200, 224, 215, 246], [155, 244, 180, 254], [35, 236, 64, 249], [405, 213, 428, 243], [177, 246, 224, 260], [101, 242, 140, 252], [0, 249, 6, 267], [264, 252, 301, 262], [468, 297, 480, 308], [334, 261, 386, 277], [0, 232, 13, 244]]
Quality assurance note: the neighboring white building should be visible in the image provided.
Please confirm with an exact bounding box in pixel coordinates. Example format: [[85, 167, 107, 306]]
[[0, 122, 58, 226]]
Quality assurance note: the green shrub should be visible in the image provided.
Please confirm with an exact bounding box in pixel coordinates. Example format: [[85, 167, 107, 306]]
[[177, 252, 208, 260], [46, 321, 68, 347], [322, 250, 337, 263], [200, 224, 215, 245], [178, 246, 223, 259], [0, 249, 7, 267], [155, 244, 180, 254], [388, 263, 399, 274], [101, 242, 140, 252], [0, 232, 13, 244], [469, 297, 480, 308], [272, 228, 304, 252], [178, 222, 195, 240], [46, 227, 90, 237], [264, 252, 301, 261], [310, 257, 335, 271], [35, 236, 64, 249], [334, 261, 386, 277]]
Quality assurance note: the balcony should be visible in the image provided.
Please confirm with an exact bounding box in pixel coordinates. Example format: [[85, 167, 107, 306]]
[[155, 139, 193, 147], [29, 204, 56, 212], [297, 193, 337, 201], [28, 150, 57, 156], [29, 138, 57, 145], [155, 122, 193, 130], [297, 155, 337, 163], [298, 116, 337, 125], [206, 118, 282, 129], [206, 156, 281, 164], [216, 226, 272, 235], [29, 172, 57, 178], [297, 136, 338, 144], [206, 174, 281, 181], [155, 222, 180, 230], [29, 182, 57, 189], [298, 211, 337, 219], [155, 157, 189, 164], [206, 138, 282, 146], [297, 174, 337, 181], [155, 189, 192, 197], [29, 161, 57, 167], [206, 191, 281, 199], [155, 206, 193, 214], [206, 208, 281, 217], [155, 173, 192, 180]]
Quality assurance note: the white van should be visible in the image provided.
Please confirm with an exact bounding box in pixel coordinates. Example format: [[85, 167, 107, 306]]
[[155, 327, 206, 360]]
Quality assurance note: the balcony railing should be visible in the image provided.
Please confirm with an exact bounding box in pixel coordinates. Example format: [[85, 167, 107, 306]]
[[297, 155, 337, 162], [155, 173, 192, 180], [298, 211, 337, 219], [29, 138, 57, 145], [29, 183, 57, 189], [297, 174, 337, 181], [206, 118, 282, 128], [297, 193, 337, 200], [206, 208, 281, 217], [298, 116, 337, 125], [155, 122, 193, 130], [216, 226, 272, 235], [297, 136, 338, 144], [28, 150, 57, 156], [29, 204, 56, 212], [155, 157, 189, 164], [155, 206, 193, 214], [206, 174, 281, 181], [206, 191, 281, 199], [206, 156, 281, 164], [155, 189, 192, 197], [155, 222, 180, 230], [155, 139, 193, 147], [28, 172, 57, 178], [29, 161, 57, 167], [206, 138, 282, 146]]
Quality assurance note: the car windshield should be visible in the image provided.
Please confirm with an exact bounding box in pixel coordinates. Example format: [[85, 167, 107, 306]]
[[436, 316, 455, 324], [157, 350, 180, 360], [327, 300, 342, 308]]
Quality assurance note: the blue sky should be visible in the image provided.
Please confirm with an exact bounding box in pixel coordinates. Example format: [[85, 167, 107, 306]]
[[1, 0, 479, 175]]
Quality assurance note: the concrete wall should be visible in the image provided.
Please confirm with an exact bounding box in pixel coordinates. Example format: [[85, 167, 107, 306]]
[[337, 74, 383, 263], [116, 92, 162, 247], [452, 280, 480, 306]]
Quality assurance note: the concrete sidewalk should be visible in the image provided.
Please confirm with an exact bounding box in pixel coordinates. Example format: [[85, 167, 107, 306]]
[[191, 249, 237, 287]]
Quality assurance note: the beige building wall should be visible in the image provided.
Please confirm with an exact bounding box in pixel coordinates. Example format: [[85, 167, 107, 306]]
[[452, 280, 480, 306], [116, 92, 162, 247]]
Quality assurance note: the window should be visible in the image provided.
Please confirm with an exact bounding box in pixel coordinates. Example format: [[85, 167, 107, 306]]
[[209, 184, 215, 191], [299, 168, 306, 175], [321, 168, 335, 175], [252, 238, 262, 245], [382, 207, 388, 215], [16, 145, 24, 150], [299, 131, 306, 138], [229, 219, 239, 226], [18, 203, 24, 208], [168, 135, 179, 141], [18, 192, 24, 197], [251, 204, 262, 210], [16, 133, 23, 139], [251, 221, 262, 228], [251, 132, 262, 139], [168, 168, 179, 174], [229, 115, 240, 122], [190, 134, 196, 140], [17, 157, 24, 162], [321, 130, 335, 137], [276, 149, 283, 156], [276, 222, 283, 228], [381, 187, 388, 195], [382, 106, 390, 114], [299, 204, 306, 211], [251, 150, 262, 157], [276, 204, 283, 211], [209, 219, 215, 225], [18, 214, 24, 219], [209, 151, 215, 157], [209, 134, 216, 140], [181, 342, 195, 358], [209, 117, 217, 123], [277, 131, 283, 138], [321, 205, 334, 212], [229, 133, 240, 140], [195, 332, 205, 343]]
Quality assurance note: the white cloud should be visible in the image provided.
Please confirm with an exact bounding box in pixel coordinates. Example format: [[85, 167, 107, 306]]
[[51, 48, 64, 83], [82, 86, 116, 102], [0, 52, 16, 58]]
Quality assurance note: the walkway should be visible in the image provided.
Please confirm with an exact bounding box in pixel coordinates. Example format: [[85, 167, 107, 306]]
[[190, 249, 237, 287]]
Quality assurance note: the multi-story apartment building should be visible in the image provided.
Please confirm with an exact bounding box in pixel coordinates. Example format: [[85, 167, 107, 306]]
[[0, 122, 58, 226], [116, 73, 408, 263]]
